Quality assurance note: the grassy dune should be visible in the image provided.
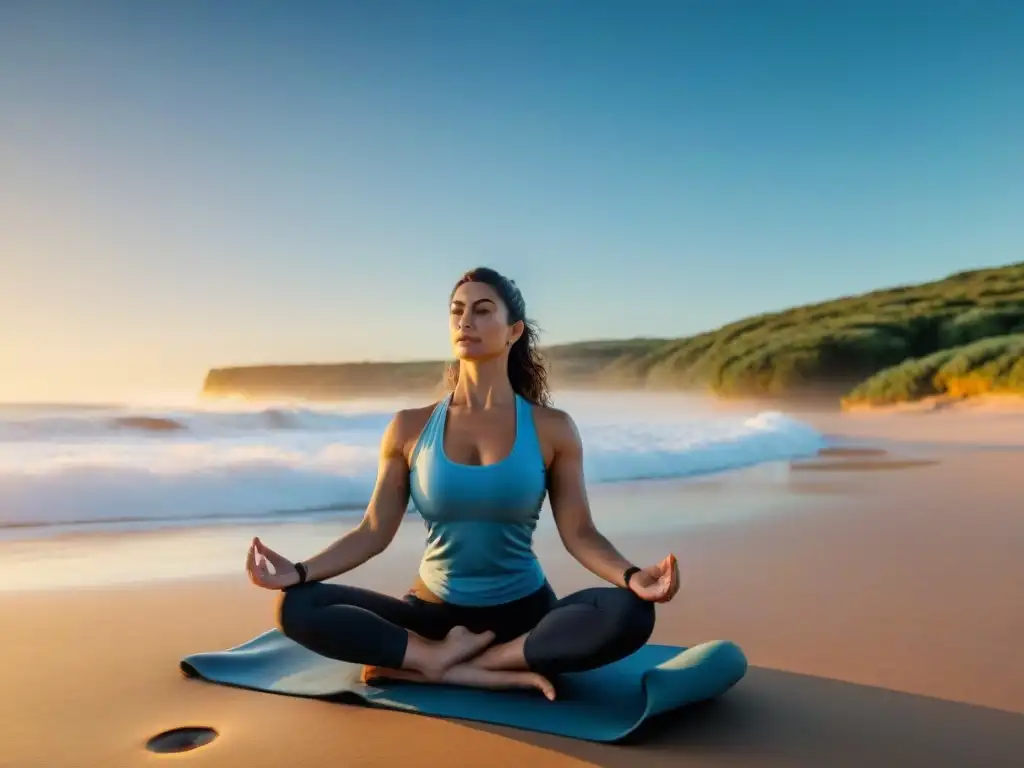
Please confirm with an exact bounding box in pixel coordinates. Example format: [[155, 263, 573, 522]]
[[203, 262, 1024, 406], [842, 333, 1024, 407]]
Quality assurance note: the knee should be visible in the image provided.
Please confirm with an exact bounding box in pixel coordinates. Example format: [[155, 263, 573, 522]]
[[275, 582, 318, 637], [614, 590, 656, 650]]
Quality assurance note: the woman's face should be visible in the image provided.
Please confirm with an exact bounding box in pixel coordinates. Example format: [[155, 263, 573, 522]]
[[449, 281, 521, 361]]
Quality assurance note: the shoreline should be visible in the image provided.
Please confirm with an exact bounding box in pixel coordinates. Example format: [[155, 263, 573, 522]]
[[7, 402, 1022, 587], [0, 463, 809, 545], [0, 388, 829, 543], [7, 393, 1023, 548], [0, 461, 827, 593]]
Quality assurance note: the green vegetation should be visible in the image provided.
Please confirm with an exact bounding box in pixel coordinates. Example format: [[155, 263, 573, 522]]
[[842, 333, 1024, 407], [202, 262, 1024, 406]]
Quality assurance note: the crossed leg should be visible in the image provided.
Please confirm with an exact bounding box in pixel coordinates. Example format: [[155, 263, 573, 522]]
[[276, 581, 495, 681], [363, 586, 656, 700]]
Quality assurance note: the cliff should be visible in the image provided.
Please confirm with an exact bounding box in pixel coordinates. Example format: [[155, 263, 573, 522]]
[[201, 339, 666, 400]]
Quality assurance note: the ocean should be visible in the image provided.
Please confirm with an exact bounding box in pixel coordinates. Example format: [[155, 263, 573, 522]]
[[0, 390, 827, 539]]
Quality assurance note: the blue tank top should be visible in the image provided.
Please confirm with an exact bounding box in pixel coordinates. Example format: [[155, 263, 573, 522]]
[[409, 393, 549, 606]]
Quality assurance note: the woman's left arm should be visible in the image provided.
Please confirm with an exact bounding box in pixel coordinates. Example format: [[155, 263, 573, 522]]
[[545, 410, 648, 586], [545, 409, 680, 602]]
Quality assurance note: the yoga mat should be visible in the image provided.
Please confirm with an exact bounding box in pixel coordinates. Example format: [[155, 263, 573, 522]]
[[181, 630, 747, 742]]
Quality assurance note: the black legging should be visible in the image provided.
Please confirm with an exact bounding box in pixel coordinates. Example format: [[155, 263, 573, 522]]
[[276, 580, 656, 677]]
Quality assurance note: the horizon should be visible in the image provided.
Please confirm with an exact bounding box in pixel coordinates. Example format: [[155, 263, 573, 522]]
[[2, 257, 1015, 406], [205, 257, 1024, 364], [3, 2, 1023, 401]]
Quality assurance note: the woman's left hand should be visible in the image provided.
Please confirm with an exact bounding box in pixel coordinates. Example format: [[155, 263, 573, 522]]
[[628, 554, 680, 603]]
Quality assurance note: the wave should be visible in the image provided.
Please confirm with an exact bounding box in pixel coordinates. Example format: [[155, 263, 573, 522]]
[[0, 404, 392, 441], [0, 393, 827, 533]]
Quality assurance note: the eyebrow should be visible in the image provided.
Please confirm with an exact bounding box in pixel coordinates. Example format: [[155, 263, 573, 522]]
[[451, 298, 497, 308]]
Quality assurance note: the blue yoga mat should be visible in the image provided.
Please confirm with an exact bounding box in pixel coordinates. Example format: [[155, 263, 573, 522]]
[[181, 630, 747, 742]]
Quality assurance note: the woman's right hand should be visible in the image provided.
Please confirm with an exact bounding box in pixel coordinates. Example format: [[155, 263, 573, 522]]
[[246, 537, 300, 590]]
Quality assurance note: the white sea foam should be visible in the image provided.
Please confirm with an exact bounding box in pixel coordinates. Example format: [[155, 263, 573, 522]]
[[0, 391, 826, 534]]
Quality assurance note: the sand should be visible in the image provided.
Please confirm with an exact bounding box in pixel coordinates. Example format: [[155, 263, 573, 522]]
[[2, 409, 1023, 767]]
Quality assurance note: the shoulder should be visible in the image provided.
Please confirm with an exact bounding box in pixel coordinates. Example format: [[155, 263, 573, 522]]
[[529, 404, 582, 455], [382, 401, 441, 459]]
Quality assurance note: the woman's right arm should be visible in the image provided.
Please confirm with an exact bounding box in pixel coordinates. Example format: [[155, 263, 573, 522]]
[[290, 410, 414, 583]]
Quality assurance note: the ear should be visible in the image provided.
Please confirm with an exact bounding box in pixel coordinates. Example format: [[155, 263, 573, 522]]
[[508, 319, 525, 347]]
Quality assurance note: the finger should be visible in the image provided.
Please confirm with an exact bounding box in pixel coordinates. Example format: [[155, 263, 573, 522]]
[[658, 554, 671, 574], [245, 540, 257, 577], [255, 538, 290, 570], [254, 537, 270, 562], [659, 569, 675, 606], [645, 578, 666, 600], [250, 565, 266, 587], [255, 545, 272, 576], [260, 565, 279, 588], [253, 538, 276, 570], [660, 557, 678, 601], [649, 559, 670, 602]]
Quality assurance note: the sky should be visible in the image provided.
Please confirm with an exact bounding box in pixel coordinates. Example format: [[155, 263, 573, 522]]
[[1, 0, 1022, 401]]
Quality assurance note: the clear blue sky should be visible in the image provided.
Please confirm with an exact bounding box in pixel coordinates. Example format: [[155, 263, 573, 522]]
[[1, 1, 1022, 400]]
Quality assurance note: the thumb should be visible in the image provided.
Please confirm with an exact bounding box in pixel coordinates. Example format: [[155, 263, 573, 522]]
[[255, 538, 292, 570]]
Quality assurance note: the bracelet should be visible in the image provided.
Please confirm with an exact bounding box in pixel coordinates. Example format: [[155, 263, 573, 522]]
[[622, 566, 641, 589], [294, 561, 308, 585]]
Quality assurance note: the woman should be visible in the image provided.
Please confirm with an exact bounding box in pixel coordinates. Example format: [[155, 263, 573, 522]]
[[246, 267, 681, 700]]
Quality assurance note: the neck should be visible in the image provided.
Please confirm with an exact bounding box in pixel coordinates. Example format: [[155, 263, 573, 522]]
[[452, 358, 515, 409]]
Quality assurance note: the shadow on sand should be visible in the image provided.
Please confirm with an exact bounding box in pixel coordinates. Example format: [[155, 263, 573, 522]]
[[452, 666, 1024, 767]]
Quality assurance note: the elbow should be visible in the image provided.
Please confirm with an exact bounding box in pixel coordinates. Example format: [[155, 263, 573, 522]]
[[560, 521, 600, 556], [366, 536, 389, 558], [358, 522, 393, 558]]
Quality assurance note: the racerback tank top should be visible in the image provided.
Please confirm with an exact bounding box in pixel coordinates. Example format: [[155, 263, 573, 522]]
[[408, 393, 548, 606]]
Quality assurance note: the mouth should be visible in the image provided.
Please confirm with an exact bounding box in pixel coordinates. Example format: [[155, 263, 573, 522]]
[[456, 336, 480, 344]]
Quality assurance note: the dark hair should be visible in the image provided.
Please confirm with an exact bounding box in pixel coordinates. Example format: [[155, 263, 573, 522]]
[[445, 267, 551, 406]]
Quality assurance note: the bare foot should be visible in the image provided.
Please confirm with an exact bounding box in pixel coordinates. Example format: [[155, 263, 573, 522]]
[[419, 626, 495, 680], [362, 661, 556, 701], [361, 665, 428, 685], [440, 663, 557, 701]]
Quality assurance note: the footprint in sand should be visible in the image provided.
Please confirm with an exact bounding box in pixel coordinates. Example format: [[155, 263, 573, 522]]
[[145, 726, 218, 753]]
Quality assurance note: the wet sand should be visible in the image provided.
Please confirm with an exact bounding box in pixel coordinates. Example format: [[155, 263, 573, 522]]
[[2, 410, 1023, 767]]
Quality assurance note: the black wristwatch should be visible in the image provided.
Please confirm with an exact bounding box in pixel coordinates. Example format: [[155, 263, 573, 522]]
[[294, 561, 308, 585], [622, 566, 641, 589]]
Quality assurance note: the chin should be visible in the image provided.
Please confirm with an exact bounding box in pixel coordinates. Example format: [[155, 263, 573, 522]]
[[453, 343, 500, 361]]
